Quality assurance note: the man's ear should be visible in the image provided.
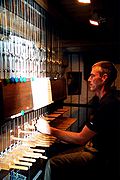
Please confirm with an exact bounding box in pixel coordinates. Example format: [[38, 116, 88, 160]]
[[102, 73, 108, 82]]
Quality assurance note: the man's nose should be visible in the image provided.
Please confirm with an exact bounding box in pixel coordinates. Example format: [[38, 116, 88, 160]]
[[88, 76, 91, 81]]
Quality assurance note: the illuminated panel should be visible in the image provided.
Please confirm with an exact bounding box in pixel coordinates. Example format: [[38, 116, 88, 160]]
[[31, 78, 53, 110]]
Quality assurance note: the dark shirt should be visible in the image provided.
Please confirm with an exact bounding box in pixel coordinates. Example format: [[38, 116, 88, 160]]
[[86, 91, 120, 159]]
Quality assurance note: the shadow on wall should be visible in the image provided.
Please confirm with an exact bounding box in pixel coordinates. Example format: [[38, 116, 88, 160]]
[[67, 72, 82, 95]]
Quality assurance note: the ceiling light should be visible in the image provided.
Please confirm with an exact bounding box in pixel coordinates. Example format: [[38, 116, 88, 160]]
[[89, 13, 106, 26], [89, 19, 99, 26], [89, 13, 99, 26], [78, 0, 91, 3]]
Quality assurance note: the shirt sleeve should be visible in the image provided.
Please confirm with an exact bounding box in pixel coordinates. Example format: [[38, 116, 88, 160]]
[[86, 114, 98, 132], [86, 96, 100, 132], [86, 99, 115, 133]]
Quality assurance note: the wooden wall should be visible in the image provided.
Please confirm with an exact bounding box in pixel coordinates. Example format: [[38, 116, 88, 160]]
[[0, 78, 67, 121], [51, 78, 67, 102], [0, 81, 33, 120]]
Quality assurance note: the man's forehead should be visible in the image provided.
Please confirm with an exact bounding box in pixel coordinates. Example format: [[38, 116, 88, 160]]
[[92, 65, 102, 72]]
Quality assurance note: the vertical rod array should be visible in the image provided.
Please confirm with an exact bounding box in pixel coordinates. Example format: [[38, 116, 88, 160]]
[[0, 0, 48, 81]]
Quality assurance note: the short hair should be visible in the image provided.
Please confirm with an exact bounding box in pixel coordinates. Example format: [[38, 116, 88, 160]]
[[92, 61, 117, 86]]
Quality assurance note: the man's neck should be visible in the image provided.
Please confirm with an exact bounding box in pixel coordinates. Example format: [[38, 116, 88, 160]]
[[95, 87, 108, 99]]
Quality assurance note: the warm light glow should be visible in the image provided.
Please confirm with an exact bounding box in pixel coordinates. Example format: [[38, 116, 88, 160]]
[[89, 19, 99, 26], [78, 0, 91, 3]]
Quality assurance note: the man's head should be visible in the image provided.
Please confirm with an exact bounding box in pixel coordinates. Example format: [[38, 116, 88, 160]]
[[88, 61, 117, 92]]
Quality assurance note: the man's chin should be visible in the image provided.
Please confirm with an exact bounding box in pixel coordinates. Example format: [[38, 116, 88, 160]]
[[90, 88, 95, 92]]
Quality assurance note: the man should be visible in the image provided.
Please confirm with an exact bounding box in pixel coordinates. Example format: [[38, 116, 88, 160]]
[[36, 61, 120, 179]]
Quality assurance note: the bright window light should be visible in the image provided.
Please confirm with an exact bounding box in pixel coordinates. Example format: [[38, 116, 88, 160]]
[[78, 0, 91, 3]]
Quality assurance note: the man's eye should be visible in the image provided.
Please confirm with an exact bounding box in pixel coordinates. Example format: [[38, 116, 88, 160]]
[[90, 74, 95, 78]]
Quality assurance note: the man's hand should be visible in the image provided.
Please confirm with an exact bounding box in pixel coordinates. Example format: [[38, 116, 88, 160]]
[[36, 117, 51, 135]]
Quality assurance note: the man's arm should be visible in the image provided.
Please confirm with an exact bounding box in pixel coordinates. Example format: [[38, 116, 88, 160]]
[[36, 118, 96, 145], [50, 125, 96, 145]]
